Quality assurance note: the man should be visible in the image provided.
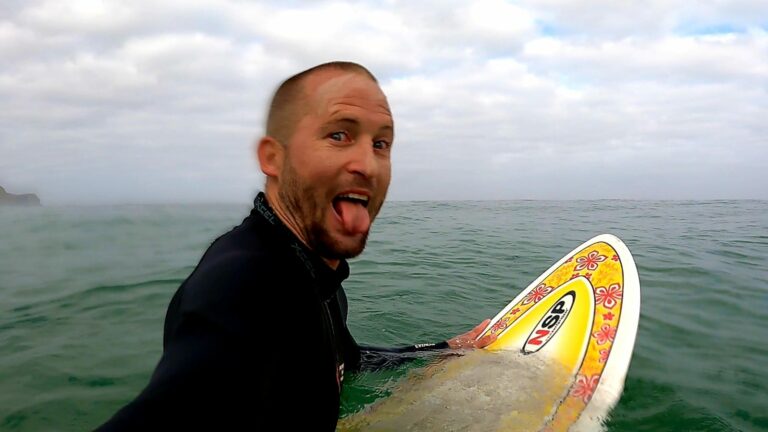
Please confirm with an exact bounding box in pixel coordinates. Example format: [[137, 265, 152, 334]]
[[96, 61, 495, 431]]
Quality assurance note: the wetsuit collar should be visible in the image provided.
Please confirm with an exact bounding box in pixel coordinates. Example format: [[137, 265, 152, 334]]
[[251, 192, 349, 299]]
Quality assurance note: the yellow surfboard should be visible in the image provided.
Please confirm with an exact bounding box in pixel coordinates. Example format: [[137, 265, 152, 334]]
[[339, 234, 640, 432]]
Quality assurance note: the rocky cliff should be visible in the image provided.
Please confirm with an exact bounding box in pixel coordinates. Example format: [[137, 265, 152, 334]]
[[0, 186, 41, 206]]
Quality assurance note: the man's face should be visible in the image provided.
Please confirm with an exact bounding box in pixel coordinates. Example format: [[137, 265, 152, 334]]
[[277, 71, 393, 259]]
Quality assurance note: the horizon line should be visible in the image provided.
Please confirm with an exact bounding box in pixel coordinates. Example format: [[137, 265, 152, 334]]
[[22, 197, 768, 207]]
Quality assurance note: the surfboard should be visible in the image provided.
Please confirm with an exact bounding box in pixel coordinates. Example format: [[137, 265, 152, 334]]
[[339, 234, 640, 431]]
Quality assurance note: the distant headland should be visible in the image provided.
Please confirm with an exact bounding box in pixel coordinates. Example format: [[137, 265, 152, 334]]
[[0, 185, 41, 206]]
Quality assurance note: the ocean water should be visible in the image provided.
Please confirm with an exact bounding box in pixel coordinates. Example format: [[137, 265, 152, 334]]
[[0, 200, 766, 431]]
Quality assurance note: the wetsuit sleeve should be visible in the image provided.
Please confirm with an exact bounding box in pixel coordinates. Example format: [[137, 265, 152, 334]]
[[334, 291, 451, 372], [344, 330, 451, 372], [94, 252, 271, 431]]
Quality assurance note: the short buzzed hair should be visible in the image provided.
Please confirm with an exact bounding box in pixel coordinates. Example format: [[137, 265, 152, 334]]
[[265, 61, 379, 144]]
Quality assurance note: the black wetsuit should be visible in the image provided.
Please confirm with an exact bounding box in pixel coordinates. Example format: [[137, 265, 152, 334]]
[[95, 193, 448, 431]]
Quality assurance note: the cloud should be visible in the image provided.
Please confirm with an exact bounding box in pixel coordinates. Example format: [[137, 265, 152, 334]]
[[1, 0, 766, 203], [520, 0, 768, 37], [523, 32, 768, 85]]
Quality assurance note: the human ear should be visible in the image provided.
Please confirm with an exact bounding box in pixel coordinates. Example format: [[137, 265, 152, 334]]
[[257, 136, 284, 178]]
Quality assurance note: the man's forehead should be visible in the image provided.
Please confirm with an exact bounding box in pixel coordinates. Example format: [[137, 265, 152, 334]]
[[304, 70, 392, 118]]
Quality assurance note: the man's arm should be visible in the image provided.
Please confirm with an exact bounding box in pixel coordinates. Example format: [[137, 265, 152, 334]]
[[351, 342, 451, 372], [94, 253, 271, 431], [343, 320, 496, 372]]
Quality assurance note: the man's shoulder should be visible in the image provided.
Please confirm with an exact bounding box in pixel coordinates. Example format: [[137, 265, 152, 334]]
[[176, 219, 285, 298], [165, 230, 297, 336], [195, 215, 291, 277]]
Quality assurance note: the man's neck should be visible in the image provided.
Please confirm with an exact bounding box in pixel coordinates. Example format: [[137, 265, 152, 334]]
[[263, 187, 340, 270]]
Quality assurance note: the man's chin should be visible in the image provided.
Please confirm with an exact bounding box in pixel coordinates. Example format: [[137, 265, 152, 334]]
[[313, 231, 369, 260]]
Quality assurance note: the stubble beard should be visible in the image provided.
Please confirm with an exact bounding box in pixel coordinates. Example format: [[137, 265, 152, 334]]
[[279, 161, 370, 260]]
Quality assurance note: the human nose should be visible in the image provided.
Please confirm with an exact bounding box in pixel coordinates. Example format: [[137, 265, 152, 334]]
[[346, 138, 378, 178]]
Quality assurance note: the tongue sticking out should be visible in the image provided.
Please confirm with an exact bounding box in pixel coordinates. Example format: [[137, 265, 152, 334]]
[[334, 200, 371, 234]]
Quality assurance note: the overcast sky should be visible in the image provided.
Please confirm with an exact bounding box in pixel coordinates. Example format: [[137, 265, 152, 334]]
[[1, 0, 766, 204]]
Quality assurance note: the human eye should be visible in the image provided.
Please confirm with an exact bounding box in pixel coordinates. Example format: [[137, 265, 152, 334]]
[[328, 131, 349, 142], [373, 139, 391, 151]]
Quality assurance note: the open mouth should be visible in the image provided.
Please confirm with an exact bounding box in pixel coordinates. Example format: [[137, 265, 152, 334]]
[[333, 193, 370, 209], [332, 193, 371, 234]]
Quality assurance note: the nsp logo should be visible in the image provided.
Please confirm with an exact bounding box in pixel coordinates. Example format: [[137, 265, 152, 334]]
[[522, 291, 575, 354]]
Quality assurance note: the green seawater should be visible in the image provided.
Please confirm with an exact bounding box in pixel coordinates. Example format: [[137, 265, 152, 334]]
[[1, 200, 766, 431]]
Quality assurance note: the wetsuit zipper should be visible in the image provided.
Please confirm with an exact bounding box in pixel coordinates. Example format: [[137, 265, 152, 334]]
[[321, 298, 344, 392]]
